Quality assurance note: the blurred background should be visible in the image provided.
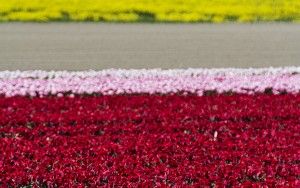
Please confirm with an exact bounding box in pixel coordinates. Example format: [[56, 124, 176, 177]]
[[0, 0, 300, 70]]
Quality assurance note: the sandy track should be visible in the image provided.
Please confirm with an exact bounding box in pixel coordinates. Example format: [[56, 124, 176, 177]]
[[0, 23, 300, 70]]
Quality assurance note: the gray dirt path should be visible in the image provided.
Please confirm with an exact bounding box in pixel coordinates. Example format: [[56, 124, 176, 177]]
[[0, 23, 300, 70]]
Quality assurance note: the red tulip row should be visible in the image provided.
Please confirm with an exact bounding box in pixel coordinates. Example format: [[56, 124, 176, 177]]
[[0, 94, 299, 187]]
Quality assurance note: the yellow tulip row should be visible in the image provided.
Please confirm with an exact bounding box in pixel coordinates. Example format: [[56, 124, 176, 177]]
[[1, 0, 300, 22]]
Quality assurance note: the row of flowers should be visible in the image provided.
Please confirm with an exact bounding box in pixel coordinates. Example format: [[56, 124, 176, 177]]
[[1, 0, 300, 23], [0, 94, 299, 187], [1, 68, 300, 97]]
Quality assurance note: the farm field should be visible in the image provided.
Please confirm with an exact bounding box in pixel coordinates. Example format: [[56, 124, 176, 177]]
[[0, 0, 300, 22], [0, 69, 299, 187], [1, 0, 300, 186], [0, 94, 299, 187]]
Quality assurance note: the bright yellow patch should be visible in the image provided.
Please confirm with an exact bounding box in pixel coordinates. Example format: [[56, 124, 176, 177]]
[[0, 0, 299, 22]]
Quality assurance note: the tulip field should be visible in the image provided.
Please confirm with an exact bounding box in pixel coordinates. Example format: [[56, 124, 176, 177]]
[[0, 68, 299, 187], [0, 0, 300, 22]]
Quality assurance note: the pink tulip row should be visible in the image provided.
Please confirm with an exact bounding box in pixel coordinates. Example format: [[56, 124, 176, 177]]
[[1, 68, 300, 97]]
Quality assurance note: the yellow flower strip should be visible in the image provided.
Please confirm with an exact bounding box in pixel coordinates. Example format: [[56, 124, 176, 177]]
[[0, 0, 300, 22]]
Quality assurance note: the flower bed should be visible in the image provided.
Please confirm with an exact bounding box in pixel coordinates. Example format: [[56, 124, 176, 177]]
[[1, 0, 300, 23], [2, 68, 300, 97], [0, 69, 299, 187]]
